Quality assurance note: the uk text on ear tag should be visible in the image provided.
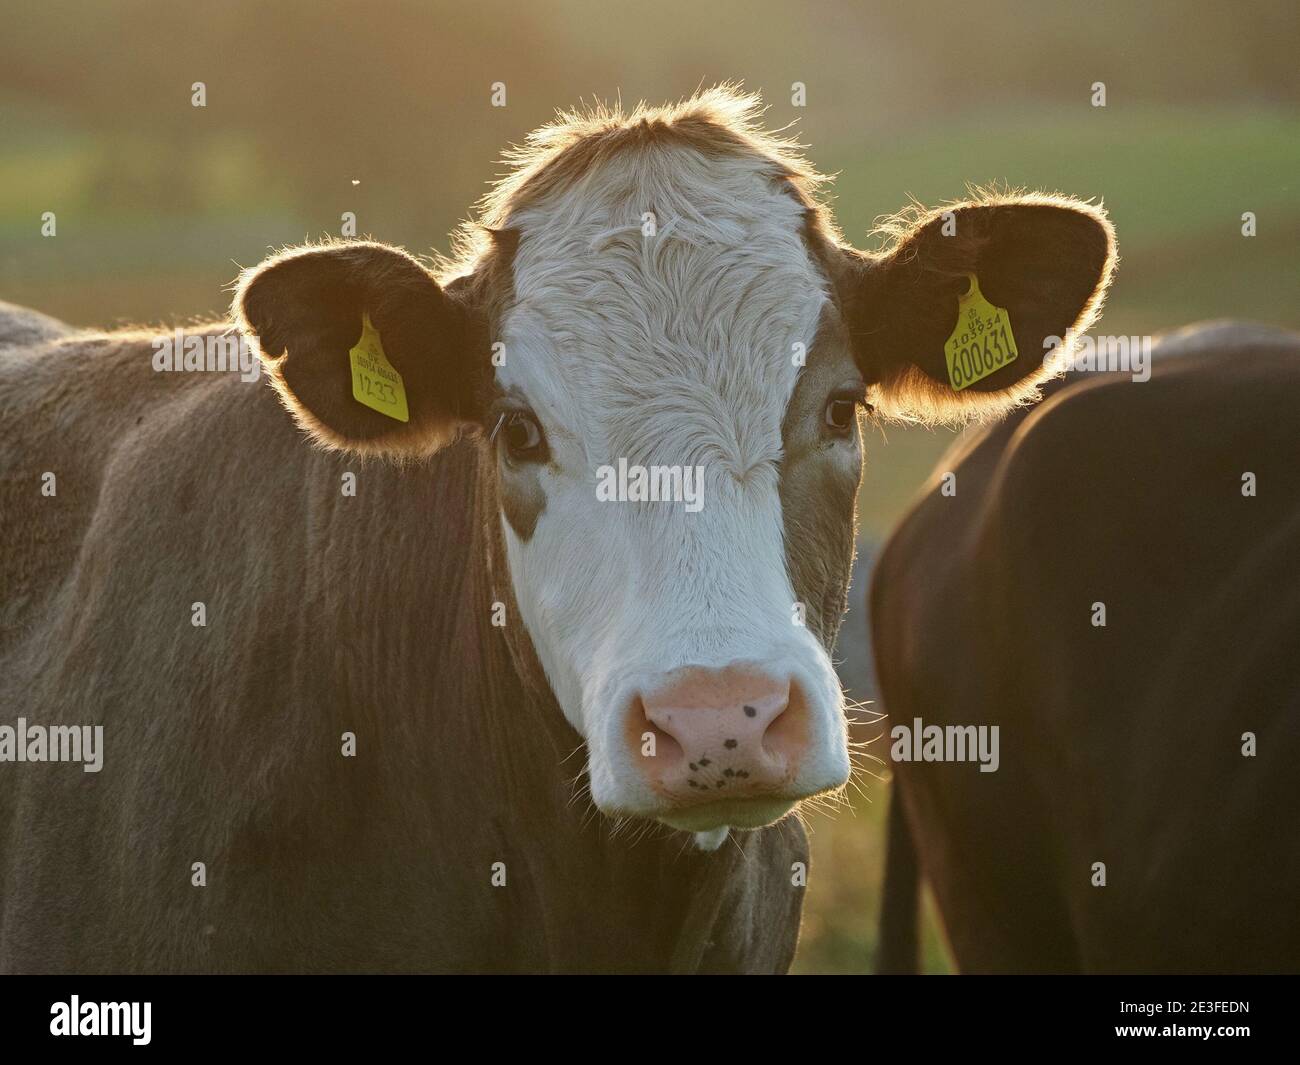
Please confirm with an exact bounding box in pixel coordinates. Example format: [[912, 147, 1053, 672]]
[[348, 314, 409, 422], [943, 274, 1019, 391]]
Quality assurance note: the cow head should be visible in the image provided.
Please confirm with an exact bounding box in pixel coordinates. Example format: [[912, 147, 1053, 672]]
[[235, 89, 1114, 843]]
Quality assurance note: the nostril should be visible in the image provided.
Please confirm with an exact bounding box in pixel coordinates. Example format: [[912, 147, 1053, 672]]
[[760, 685, 805, 763]]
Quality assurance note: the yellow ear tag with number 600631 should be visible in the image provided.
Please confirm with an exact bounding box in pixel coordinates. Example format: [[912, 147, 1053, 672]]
[[348, 314, 409, 422], [943, 274, 1019, 391]]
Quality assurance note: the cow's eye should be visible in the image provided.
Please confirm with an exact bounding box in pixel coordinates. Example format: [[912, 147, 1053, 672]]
[[496, 410, 547, 461], [823, 391, 863, 436]]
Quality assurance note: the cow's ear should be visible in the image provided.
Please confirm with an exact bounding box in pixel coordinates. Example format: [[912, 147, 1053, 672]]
[[846, 193, 1116, 423], [234, 240, 487, 456]]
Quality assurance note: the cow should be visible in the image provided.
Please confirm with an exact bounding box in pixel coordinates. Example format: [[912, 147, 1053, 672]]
[[0, 87, 1114, 972], [873, 321, 1300, 974]]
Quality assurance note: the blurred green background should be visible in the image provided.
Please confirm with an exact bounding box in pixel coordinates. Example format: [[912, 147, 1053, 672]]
[[3, 0, 1296, 973]]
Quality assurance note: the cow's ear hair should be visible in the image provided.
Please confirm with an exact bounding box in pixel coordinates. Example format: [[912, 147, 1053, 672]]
[[234, 240, 488, 456], [845, 193, 1116, 423]]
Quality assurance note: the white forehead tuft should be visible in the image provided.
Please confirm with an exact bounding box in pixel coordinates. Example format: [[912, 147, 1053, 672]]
[[497, 141, 831, 476]]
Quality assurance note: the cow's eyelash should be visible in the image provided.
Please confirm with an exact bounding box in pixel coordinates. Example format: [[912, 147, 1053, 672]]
[[487, 398, 536, 440], [835, 384, 869, 405]]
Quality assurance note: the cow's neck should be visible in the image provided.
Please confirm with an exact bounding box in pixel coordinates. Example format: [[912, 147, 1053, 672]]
[[383, 437, 604, 833]]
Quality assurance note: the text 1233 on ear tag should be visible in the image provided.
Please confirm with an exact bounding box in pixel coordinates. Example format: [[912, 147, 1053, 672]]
[[348, 314, 409, 422], [943, 275, 1018, 391]]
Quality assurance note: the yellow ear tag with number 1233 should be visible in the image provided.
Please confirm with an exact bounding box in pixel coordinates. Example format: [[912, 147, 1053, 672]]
[[943, 274, 1019, 391], [348, 313, 409, 422]]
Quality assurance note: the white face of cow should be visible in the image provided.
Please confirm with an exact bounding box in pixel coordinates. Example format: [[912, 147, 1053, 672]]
[[235, 88, 1115, 848], [491, 144, 860, 835]]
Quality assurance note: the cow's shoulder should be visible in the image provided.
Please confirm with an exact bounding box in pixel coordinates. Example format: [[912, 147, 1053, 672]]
[[1151, 318, 1300, 360], [0, 318, 296, 662], [996, 323, 1300, 510], [872, 320, 1300, 688], [0, 300, 73, 349], [892, 320, 1299, 558]]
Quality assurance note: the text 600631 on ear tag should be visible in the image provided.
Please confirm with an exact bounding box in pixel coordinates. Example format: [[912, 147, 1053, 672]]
[[943, 275, 1018, 391], [348, 314, 409, 422]]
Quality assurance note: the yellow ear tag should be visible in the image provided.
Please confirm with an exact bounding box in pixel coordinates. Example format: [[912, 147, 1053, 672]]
[[348, 314, 409, 422], [943, 274, 1019, 391]]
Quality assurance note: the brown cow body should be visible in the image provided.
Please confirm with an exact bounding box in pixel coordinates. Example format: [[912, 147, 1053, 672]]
[[873, 322, 1300, 973]]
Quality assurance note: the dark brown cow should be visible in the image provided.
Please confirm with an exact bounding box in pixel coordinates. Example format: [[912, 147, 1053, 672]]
[[873, 322, 1300, 973]]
